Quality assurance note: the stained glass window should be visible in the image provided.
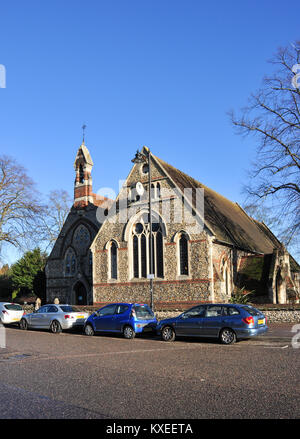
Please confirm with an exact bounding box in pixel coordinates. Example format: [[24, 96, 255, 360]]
[[65, 248, 76, 276], [132, 215, 164, 279], [179, 234, 189, 275], [111, 241, 118, 279], [74, 225, 90, 251]]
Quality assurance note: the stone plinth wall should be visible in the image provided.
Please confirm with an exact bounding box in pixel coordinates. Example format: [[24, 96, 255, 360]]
[[21, 304, 300, 322]]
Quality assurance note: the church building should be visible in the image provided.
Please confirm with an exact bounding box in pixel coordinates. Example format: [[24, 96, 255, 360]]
[[45, 140, 300, 307]]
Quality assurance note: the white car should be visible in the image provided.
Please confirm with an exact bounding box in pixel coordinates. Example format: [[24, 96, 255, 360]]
[[0, 302, 24, 324]]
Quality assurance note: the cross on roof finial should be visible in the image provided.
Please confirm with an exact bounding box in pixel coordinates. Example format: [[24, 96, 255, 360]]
[[82, 124, 86, 143]]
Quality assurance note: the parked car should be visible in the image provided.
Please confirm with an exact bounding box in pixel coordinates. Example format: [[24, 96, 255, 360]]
[[19, 304, 89, 333], [0, 302, 24, 325], [84, 303, 157, 339], [157, 303, 268, 344]]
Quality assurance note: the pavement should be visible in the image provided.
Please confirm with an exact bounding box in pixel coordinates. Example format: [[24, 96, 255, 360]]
[[0, 323, 299, 419]]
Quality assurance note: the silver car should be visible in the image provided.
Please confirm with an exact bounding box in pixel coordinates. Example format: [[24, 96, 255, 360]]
[[19, 304, 89, 333]]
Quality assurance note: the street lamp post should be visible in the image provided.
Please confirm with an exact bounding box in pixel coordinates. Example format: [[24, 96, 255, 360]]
[[131, 147, 154, 311]]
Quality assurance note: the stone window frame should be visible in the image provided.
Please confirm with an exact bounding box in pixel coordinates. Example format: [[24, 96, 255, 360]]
[[124, 209, 167, 281], [73, 224, 91, 253], [105, 239, 119, 282], [140, 162, 149, 176], [173, 230, 191, 279], [86, 249, 93, 276], [64, 247, 77, 277], [220, 256, 231, 296], [149, 182, 161, 200], [131, 215, 164, 280]]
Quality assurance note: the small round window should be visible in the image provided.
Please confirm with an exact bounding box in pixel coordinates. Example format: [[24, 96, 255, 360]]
[[142, 164, 149, 174], [135, 223, 144, 234]]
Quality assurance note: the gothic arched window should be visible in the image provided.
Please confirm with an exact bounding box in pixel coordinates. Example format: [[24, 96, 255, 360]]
[[89, 251, 93, 275], [73, 225, 90, 253], [110, 241, 118, 280], [221, 258, 230, 296], [132, 214, 164, 279], [156, 182, 161, 199], [179, 233, 189, 275], [65, 248, 76, 276], [65, 254, 71, 275]]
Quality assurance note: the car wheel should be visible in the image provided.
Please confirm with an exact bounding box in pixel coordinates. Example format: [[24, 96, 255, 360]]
[[50, 320, 62, 334], [161, 326, 175, 342], [219, 328, 236, 345], [84, 324, 94, 336], [123, 325, 135, 339], [19, 318, 28, 330]]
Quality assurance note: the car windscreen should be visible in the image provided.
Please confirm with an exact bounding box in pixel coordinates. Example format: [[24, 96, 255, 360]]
[[4, 304, 23, 311], [59, 306, 81, 313], [133, 305, 154, 320], [241, 306, 262, 316]]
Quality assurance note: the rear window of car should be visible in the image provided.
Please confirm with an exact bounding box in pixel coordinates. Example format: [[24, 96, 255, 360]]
[[133, 305, 154, 320], [241, 306, 262, 316], [59, 306, 81, 313], [4, 304, 23, 311]]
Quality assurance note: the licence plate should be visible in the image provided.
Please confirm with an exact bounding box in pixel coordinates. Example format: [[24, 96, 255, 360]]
[[77, 315, 85, 319], [258, 319, 265, 325], [12, 317, 20, 321]]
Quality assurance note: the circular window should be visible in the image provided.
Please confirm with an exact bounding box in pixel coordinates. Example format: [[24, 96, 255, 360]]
[[142, 164, 149, 174], [135, 223, 144, 234]]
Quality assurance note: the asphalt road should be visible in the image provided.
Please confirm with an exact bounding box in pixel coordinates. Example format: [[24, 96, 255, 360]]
[[0, 323, 299, 419]]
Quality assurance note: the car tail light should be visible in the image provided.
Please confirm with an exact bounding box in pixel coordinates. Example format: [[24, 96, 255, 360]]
[[2, 310, 8, 314], [242, 316, 254, 325], [64, 315, 71, 319]]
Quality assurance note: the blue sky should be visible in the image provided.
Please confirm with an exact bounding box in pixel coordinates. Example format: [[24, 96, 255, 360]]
[[0, 0, 299, 263]]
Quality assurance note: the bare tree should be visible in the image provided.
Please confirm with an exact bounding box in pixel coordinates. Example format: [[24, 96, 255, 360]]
[[0, 155, 44, 255], [39, 189, 72, 250], [229, 42, 300, 252]]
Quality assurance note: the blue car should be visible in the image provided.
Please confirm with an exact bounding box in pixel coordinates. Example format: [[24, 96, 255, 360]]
[[157, 303, 268, 344], [84, 303, 157, 339]]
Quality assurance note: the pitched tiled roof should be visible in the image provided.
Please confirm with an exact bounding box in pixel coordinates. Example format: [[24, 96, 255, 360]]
[[154, 155, 276, 254]]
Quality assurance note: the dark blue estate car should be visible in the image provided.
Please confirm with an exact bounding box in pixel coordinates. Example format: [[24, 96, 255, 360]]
[[84, 303, 157, 339], [157, 304, 268, 344]]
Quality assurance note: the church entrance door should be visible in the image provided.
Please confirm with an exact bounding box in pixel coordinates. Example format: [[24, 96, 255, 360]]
[[74, 282, 87, 305]]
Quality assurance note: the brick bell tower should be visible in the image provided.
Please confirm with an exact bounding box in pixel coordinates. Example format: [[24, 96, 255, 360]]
[[73, 138, 94, 208]]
